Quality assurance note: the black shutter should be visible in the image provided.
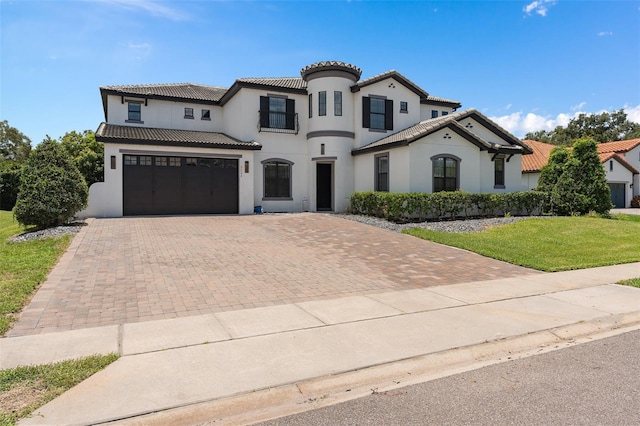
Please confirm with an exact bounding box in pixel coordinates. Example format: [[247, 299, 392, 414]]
[[385, 99, 393, 130], [285, 98, 295, 130], [260, 96, 270, 128], [362, 97, 370, 128]]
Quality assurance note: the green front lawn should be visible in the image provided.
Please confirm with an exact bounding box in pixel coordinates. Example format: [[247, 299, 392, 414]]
[[0, 354, 119, 425], [0, 211, 72, 336], [618, 278, 640, 288], [404, 215, 640, 272]]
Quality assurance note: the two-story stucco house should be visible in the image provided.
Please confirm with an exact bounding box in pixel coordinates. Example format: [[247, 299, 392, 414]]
[[82, 61, 532, 217]]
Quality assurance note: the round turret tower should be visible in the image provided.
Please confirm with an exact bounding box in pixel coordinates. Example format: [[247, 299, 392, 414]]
[[300, 61, 361, 212]]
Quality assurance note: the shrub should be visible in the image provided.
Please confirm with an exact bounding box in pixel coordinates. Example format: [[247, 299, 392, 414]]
[[631, 196, 640, 208], [0, 161, 22, 211], [13, 138, 88, 229], [348, 190, 546, 222]]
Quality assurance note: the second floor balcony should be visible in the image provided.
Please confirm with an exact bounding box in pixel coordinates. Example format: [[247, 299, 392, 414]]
[[258, 110, 299, 135]]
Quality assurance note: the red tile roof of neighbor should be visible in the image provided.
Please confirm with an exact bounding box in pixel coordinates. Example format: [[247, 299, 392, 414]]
[[596, 138, 640, 154], [521, 140, 556, 173], [522, 139, 640, 174]]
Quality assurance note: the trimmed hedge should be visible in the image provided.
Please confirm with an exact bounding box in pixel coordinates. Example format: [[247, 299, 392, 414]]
[[348, 190, 547, 223]]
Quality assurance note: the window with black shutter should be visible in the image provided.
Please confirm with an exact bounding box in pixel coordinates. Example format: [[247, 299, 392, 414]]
[[362, 96, 393, 131], [259, 96, 297, 133]]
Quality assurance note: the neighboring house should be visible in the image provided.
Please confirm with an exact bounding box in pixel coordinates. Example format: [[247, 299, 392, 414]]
[[82, 61, 532, 217], [521, 139, 639, 208]]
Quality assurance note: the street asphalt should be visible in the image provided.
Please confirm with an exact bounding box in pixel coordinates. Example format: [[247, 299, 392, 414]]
[[258, 329, 640, 426]]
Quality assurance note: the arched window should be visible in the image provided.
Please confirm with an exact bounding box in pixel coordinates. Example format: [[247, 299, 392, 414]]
[[431, 155, 460, 192], [262, 159, 293, 199]]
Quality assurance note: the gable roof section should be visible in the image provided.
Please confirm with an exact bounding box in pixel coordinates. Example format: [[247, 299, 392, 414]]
[[521, 140, 556, 173], [599, 152, 640, 174], [596, 138, 640, 154], [351, 70, 461, 108], [95, 123, 261, 150], [219, 77, 307, 105], [352, 109, 529, 156]]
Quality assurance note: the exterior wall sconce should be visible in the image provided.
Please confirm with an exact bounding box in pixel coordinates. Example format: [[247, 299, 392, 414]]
[[244, 161, 250, 173], [111, 156, 116, 169], [321, 143, 325, 155]]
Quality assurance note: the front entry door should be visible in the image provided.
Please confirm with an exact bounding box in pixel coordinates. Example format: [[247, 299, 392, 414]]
[[316, 163, 332, 211], [609, 183, 625, 208]]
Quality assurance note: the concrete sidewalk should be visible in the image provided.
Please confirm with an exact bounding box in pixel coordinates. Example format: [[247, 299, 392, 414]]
[[3, 262, 640, 425]]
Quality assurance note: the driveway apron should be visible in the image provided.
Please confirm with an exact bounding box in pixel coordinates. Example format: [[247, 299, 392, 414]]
[[8, 213, 539, 336]]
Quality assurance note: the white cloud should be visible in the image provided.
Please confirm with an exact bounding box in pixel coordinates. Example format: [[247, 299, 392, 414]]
[[597, 31, 613, 37], [571, 101, 587, 111], [505, 103, 512, 110], [490, 105, 640, 138], [523, 0, 556, 17], [92, 0, 190, 21]]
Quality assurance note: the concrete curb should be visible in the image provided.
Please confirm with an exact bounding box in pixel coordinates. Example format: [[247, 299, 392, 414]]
[[108, 311, 640, 426]]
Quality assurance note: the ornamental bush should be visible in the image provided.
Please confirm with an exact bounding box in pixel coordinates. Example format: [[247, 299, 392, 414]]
[[0, 161, 22, 211], [13, 138, 88, 229], [348, 190, 546, 223]]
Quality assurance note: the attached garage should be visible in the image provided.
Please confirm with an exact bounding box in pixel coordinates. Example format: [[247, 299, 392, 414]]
[[92, 123, 261, 217], [123, 155, 239, 215]]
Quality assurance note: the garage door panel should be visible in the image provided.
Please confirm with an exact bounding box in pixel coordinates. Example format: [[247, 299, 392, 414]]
[[153, 157, 183, 215], [211, 160, 239, 214], [123, 155, 154, 215]]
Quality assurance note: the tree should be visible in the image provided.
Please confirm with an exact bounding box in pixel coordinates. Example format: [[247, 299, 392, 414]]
[[0, 120, 32, 162], [0, 161, 23, 211], [59, 130, 104, 187], [525, 109, 640, 146], [13, 137, 88, 229], [538, 138, 611, 215]]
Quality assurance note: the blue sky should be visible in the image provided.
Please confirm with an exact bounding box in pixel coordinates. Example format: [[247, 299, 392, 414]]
[[1, 0, 639, 144]]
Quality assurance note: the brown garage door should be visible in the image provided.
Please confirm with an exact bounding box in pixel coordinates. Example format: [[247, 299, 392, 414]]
[[123, 155, 238, 215]]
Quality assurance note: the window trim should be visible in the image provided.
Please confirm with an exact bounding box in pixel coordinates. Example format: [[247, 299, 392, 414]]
[[374, 153, 389, 192], [400, 101, 408, 114], [201, 109, 211, 120], [184, 107, 194, 119], [319, 91, 327, 116], [431, 110, 438, 119], [261, 158, 294, 200], [430, 154, 461, 192], [494, 156, 505, 189]]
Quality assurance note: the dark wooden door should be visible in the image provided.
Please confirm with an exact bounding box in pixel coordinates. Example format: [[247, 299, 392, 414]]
[[316, 163, 332, 211]]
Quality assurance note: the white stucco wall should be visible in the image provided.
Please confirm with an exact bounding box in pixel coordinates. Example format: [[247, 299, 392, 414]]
[[522, 172, 540, 190], [106, 95, 223, 131], [419, 104, 455, 121], [353, 79, 422, 149]]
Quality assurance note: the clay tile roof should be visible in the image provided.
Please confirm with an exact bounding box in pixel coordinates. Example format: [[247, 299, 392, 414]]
[[235, 77, 307, 90], [95, 123, 261, 150], [352, 109, 527, 156], [300, 61, 362, 80], [596, 138, 640, 154], [100, 83, 228, 103], [521, 140, 556, 173]]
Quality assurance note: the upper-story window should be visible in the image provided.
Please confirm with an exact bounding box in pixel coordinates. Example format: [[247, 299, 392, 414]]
[[400, 101, 408, 113], [308, 94, 312, 118], [259, 95, 297, 133], [319, 91, 327, 116], [334, 91, 342, 116], [431, 110, 438, 119], [184, 107, 194, 119], [442, 111, 449, 116], [127, 102, 142, 122], [362, 96, 393, 131], [201, 109, 211, 120]]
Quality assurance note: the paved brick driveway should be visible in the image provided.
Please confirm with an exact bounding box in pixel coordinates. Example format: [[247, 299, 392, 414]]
[[9, 213, 540, 336]]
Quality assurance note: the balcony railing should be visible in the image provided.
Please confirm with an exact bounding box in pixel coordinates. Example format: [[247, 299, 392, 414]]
[[258, 110, 299, 135]]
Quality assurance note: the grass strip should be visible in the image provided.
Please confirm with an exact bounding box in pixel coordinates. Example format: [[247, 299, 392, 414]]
[[617, 278, 640, 288], [403, 215, 640, 272], [0, 354, 119, 425], [0, 211, 71, 336]]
